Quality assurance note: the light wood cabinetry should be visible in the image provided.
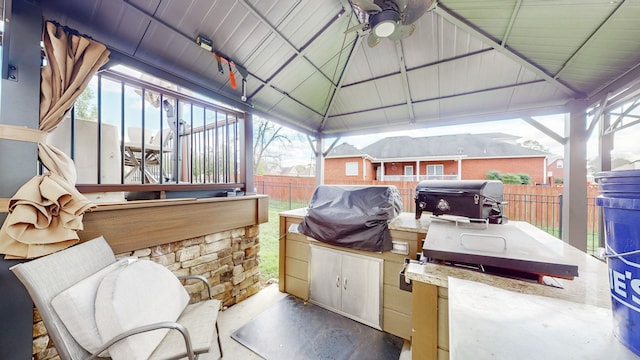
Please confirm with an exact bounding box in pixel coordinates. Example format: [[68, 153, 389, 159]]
[[279, 216, 310, 300], [279, 210, 427, 340], [411, 282, 449, 360], [309, 244, 383, 329]]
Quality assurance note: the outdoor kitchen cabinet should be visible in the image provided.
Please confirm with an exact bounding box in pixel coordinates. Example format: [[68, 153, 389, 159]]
[[309, 244, 383, 329], [279, 209, 428, 340]]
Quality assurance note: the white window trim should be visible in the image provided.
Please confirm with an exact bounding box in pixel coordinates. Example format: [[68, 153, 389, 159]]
[[345, 161, 358, 176], [427, 164, 444, 176]]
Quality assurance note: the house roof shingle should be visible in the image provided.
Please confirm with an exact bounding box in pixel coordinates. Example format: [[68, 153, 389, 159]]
[[328, 133, 549, 160], [327, 143, 367, 157]]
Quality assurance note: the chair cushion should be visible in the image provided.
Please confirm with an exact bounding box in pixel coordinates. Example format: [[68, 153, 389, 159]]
[[148, 299, 221, 360], [94, 259, 190, 360], [51, 258, 135, 355]]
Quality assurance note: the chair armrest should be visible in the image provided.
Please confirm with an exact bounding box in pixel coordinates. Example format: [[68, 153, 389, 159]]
[[87, 321, 195, 360], [178, 275, 212, 299]]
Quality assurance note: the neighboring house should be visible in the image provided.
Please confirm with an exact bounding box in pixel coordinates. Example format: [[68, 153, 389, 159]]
[[325, 134, 551, 184], [324, 143, 376, 181], [281, 164, 316, 177], [547, 156, 565, 183]]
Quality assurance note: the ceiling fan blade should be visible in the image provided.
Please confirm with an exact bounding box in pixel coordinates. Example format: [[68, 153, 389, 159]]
[[344, 22, 368, 34], [367, 32, 382, 48], [388, 24, 415, 41], [351, 0, 382, 12], [394, 0, 408, 12], [402, 0, 435, 25]]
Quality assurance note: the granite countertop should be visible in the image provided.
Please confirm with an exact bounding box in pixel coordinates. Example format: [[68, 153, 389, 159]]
[[448, 277, 639, 360], [405, 220, 612, 308], [387, 212, 430, 233]]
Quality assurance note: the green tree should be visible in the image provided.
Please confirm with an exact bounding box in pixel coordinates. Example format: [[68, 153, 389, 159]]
[[74, 87, 98, 120]]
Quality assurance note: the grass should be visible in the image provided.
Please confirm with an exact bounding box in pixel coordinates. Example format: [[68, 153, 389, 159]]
[[258, 200, 307, 284], [258, 206, 284, 283]]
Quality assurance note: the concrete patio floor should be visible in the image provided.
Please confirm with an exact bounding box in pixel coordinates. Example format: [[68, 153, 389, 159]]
[[213, 283, 412, 359]]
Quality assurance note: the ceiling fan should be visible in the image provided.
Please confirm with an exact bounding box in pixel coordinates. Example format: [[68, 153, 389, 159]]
[[346, 0, 435, 47]]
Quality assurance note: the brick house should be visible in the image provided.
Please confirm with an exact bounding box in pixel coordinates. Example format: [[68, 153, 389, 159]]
[[547, 156, 565, 183], [325, 134, 550, 184]]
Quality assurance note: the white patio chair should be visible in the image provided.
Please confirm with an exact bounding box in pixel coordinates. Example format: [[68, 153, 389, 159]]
[[11, 236, 223, 360]]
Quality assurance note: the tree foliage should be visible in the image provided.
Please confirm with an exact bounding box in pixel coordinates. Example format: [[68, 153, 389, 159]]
[[486, 170, 531, 184], [74, 87, 98, 120], [518, 139, 549, 153], [253, 117, 292, 174]]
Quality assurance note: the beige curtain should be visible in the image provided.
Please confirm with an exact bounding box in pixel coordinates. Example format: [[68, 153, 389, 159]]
[[0, 21, 110, 259]]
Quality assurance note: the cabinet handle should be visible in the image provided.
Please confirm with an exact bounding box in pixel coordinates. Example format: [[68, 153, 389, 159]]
[[336, 275, 340, 288], [343, 277, 347, 290]]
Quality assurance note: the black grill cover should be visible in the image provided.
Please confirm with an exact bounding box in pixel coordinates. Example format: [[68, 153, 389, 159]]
[[298, 185, 403, 252]]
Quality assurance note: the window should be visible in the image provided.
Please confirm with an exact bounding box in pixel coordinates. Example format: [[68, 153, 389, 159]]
[[557, 160, 564, 168], [427, 164, 444, 176], [51, 67, 243, 187], [404, 165, 414, 176], [346, 162, 358, 176]]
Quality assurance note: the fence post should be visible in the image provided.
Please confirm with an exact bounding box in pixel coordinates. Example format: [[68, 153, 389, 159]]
[[558, 194, 563, 240], [289, 182, 292, 210]]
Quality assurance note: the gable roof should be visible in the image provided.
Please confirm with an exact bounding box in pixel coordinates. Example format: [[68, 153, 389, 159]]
[[328, 133, 549, 160], [327, 143, 369, 157]]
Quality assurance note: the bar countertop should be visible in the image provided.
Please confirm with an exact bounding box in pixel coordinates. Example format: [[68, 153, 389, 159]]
[[404, 220, 639, 359]]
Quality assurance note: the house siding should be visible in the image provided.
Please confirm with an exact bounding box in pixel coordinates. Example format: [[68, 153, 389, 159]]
[[325, 157, 374, 182], [547, 159, 564, 183], [363, 158, 544, 183], [461, 157, 545, 184], [418, 161, 460, 177], [376, 161, 459, 178]]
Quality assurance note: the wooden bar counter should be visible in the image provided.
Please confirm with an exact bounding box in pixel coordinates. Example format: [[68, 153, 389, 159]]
[[80, 195, 268, 253]]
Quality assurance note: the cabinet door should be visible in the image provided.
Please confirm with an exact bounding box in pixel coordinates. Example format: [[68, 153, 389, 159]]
[[309, 245, 342, 312], [341, 253, 382, 328]]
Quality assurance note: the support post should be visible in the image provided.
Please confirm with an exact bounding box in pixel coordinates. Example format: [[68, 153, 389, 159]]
[[0, 1, 43, 359], [562, 100, 589, 252], [242, 112, 255, 194], [598, 112, 613, 248], [314, 136, 324, 187]]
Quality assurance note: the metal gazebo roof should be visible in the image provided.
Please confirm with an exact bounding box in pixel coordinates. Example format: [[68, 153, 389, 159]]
[[35, 0, 640, 138]]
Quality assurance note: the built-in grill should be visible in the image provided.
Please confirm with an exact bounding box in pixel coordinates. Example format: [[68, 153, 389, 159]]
[[298, 185, 403, 252], [415, 180, 505, 224]]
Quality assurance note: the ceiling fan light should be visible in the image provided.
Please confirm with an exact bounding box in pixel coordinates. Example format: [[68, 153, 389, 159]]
[[370, 9, 400, 38], [374, 22, 396, 37]]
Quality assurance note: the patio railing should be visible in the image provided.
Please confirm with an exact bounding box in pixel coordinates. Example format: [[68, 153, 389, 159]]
[[381, 175, 459, 182]]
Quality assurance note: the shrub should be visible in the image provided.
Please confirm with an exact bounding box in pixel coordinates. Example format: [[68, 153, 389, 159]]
[[486, 171, 532, 184], [500, 173, 522, 184], [486, 170, 501, 180], [517, 173, 531, 185]]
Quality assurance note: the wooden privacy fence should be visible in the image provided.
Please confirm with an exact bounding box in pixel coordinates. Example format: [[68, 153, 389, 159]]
[[255, 175, 602, 253]]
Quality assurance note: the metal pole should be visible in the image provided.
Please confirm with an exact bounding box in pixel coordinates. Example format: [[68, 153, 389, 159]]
[[558, 194, 563, 240]]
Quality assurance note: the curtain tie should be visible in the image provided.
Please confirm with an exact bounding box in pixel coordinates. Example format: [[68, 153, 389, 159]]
[[0, 125, 47, 143]]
